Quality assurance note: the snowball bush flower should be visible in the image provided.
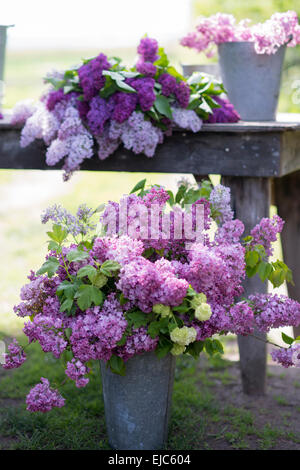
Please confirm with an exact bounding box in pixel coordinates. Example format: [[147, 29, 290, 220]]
[[3, 180, 299, 412], [181, 11, 300, 56]]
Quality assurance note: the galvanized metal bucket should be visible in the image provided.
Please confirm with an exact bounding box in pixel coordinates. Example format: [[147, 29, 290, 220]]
[[0, 25, 13, 108], [218, 41, 286, 121], [100, 351, 176, 450]]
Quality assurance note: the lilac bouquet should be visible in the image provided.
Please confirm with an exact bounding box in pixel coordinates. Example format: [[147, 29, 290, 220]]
[[11, 37, 239, 180], [181, 11, 300, 56], [3, 180, 300, 413]]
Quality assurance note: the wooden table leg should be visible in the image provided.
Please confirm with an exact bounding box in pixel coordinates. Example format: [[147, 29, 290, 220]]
[[222, 176, 271, 395], [274, 171, 300, 338]]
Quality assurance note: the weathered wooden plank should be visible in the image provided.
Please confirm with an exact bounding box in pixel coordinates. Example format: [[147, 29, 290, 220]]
[[274, 171, 300, 338], [0, 127, 285, 177], [222, 176, 271, 396]]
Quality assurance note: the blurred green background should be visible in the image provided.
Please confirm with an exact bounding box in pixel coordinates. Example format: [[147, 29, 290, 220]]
[[0, 0, 297, 340]]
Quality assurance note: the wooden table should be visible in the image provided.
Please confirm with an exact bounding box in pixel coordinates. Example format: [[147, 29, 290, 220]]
[[1, 112, 300, 395]]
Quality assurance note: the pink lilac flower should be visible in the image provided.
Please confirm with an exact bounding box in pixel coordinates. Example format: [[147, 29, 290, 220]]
[[250, 293, 300, 332], [23, 314, 67, 358], [181, 11, 300, 56], [65, 359, 90, 388], [215, 219, 245, 245], [271, 344, 300, 368], [117, 326, 158, 361], [2, 339, 26, 369], [250, 215, 284, 257], [117, 256, 188, 312], [70, 295, 127, 362], [26, 378, 65, 412]]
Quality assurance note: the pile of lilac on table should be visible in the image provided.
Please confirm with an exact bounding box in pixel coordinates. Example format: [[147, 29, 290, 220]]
[[11, 37, 239, 180], [2, 180, 300, 413]]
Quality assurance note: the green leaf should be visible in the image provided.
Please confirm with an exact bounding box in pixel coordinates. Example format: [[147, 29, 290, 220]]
[[77, 265, 97, 283], [66, 249, 89, 263], [246, 264, 260, 278], [257, 261, 273, 283], [60, 298, 73, 314], [269, 269, 286, 288], [56, 280, 77, 299], [148, 320, 162, 339], [166, 190, 175, 206], [153, 47, 169, 68], [108, 355, 126, 376], [155, 337, 173, 359], [282, 332, 294, 345], [154, 95, 173, 120], [186, 340, 204, 359], [126, 310, 149, 329], [47, 224, 68, 244], [130, 179, 146, 194], [48, 240, 60, 252], [36, 257, 60, 278], [75, 285, 104, 311], [116, 79, 136, 93], [100, 260, 121, 277], [211, 339, 224, 354], [245, 250, 260, 268], [175, 184, 187, 204]]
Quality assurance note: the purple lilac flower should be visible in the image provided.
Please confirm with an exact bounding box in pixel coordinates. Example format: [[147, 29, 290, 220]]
[[26, 378, 65, 412], [46, 88, 68, 111], [11, 99, 36, 125], [205, 96, 240, 123], [209, 184, 233, 224], [2, 339, 26, 369], [137, 37, 159, 63], [111, 92, 138, 123], [109, 111, 163, 158], [136, 60, 157, 77], [174, 81, 190, 108], [78, 53, 110, 100], [127, 77, 156, 112], [158, 73, 177, 96], [20, 102, 59, 147], [171, 108, 202, 132], [86, 96, 114, 135]]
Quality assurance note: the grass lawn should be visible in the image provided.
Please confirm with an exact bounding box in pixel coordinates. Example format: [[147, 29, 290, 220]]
[[1, 336, 299, 450]]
